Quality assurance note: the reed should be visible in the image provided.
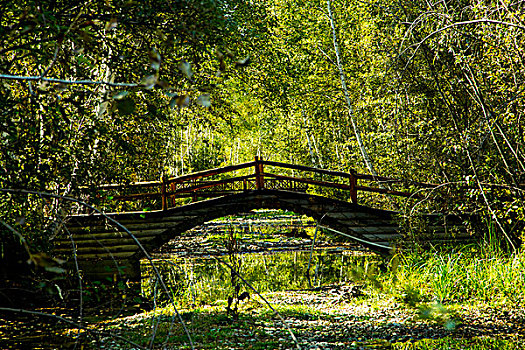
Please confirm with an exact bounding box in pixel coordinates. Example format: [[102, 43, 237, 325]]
[[382, 227, 525, 306]]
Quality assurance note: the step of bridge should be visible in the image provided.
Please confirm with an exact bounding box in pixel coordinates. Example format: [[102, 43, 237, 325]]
[[65, 217, 199, 233], [54, 235, 157, 249], [54, 244, 143, 254]]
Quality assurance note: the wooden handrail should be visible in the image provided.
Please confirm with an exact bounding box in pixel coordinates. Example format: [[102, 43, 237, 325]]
[[89, 159, 436, 211], [262, 173, 353, 191], [169, 175, 255, 195], [168, 161, 256, 184], [262, 160, 438, 189], [110, 175, 256, 201], [260, 160, 356, 179]]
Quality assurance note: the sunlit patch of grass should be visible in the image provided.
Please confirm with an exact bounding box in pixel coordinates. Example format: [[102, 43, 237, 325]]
[[381, 245, 525, 307], [253, 302, 324, 321], [392, 336, 524, 349], [96, 302, 300, 350]]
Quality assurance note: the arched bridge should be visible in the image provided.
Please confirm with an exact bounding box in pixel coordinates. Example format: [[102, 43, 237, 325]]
[[56, 158, 470, 279]]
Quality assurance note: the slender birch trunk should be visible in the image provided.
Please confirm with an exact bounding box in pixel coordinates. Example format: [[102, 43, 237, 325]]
[[326, 0, 378, 178]]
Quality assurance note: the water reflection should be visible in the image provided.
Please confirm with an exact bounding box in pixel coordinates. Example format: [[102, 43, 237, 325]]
[[140, 250, 380, 307]]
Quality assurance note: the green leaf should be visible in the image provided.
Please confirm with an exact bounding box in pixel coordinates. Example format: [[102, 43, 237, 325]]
[[44, 266, 66, 274], [149, 49, 161, 71], [112, 91, 129, 100], [141, 74, 157, 89], [197, 94, 211, 107], [169, 95, 190, 109]]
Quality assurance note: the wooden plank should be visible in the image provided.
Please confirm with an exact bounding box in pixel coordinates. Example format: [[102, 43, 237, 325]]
[[66, 220, 188, 232], [336, 219, 396, 228], [327, 211, 386, 219], [362, 233, 402, 240], [57, 251, 138, 260], [56, 244, 141, 254], [56, 229, 166, 241], [65, 221, 170, 233], [363, 241, 394, 248], [54, 236, 157, 248], [71, 215, 199, 226], [343, 226, 399, 234], [326, 211, 392, 222]]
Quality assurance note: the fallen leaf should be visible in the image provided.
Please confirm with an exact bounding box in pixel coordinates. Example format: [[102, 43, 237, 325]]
[[105, 17, 118, 31], [149, 49, 161, 71], [235, 56, 251, 67], [197, 94, 211, 107], [178, 60, 193, 79], [112, 91, 129, 100], [170, 95, 190, 109]]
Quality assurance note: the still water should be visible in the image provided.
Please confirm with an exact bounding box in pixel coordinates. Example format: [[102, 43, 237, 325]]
[[140, 249, 380, 308]]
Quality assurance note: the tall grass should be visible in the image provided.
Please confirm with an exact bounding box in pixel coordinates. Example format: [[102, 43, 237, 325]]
[[393, 337, 522, 350], [383, 230, 525, 305]]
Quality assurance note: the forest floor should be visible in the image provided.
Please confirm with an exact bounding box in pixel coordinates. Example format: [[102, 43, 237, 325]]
[[93, 285, 525, 349], [4, 283, 525, 349]]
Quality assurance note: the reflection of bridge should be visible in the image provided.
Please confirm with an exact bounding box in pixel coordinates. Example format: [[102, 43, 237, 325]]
[[56, 158, 470, 279]]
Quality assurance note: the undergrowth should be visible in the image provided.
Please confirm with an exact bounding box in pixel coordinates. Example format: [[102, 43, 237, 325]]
[[381, 239, 525, 306]]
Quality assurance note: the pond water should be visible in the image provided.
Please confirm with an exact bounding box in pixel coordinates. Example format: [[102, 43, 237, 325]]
[[140, 249, 380, 308]]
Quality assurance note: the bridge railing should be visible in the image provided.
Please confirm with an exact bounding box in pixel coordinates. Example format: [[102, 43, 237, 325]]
[[88, 157, 435, 212]]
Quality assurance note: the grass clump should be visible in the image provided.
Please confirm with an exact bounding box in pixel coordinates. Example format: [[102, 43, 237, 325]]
[[392, 337, 523, 349], [382, 243, 525, 306]]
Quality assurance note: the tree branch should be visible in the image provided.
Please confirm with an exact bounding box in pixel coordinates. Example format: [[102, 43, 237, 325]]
[[0, 74, 139, 87]]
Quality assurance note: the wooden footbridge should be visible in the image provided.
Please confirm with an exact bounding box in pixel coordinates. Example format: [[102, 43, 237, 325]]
[[55, 158, 470, 279]]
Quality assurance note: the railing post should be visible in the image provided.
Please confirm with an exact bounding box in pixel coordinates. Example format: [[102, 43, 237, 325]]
[[192, 179, 197, 202], [161, 175, 168, 211], [171, 182, 177, 206], [349, 173, 357, 204], [254, 156, 264, 190]]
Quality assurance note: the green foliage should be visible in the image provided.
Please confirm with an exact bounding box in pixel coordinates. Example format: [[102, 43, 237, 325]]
[[383, 244, 525, 306], [0, 0, 269, 259], [392, 337, 523, 350]]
